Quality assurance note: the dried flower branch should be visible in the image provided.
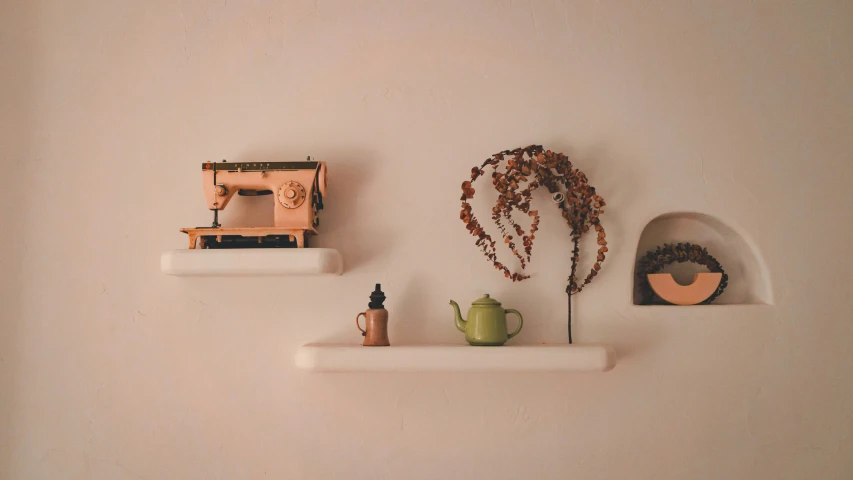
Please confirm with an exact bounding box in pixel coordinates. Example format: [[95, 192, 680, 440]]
[[635, 242, 728, 304], [459, 145, 607, 343]]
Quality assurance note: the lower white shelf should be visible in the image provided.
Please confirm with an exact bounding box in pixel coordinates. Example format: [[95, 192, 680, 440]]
[[161, 248, 343, 276], [295, 344, 615, 373]]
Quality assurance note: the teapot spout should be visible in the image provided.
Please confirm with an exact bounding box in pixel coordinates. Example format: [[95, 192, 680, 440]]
[[449, 300, 466, 333]]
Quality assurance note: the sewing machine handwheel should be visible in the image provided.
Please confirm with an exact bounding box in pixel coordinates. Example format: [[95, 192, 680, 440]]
[[278, 181, 306, 209]]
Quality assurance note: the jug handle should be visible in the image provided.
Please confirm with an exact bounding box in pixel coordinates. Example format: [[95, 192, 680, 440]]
[[505, 309, 523, 340], [356, 312, 367, 337]]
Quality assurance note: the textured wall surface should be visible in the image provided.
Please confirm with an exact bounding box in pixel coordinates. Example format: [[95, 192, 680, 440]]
[[2, 1, 853, 478]]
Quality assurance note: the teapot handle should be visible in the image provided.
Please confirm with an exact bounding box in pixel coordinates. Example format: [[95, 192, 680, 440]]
[[505, 309, 523, 340]]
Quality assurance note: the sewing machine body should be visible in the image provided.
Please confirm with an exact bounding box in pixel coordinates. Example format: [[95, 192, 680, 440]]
[[181, 160, 327, 249]]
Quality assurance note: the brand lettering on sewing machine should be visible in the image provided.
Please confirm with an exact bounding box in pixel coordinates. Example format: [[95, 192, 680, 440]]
[[202, 161, 319, 172]]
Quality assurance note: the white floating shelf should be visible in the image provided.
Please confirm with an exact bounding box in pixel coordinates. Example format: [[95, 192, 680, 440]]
[[161, 248, 343, 276], [295, 344, 615, 373]]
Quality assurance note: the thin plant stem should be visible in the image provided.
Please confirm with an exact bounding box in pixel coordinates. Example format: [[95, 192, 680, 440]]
[[566, 287, 573, 344]]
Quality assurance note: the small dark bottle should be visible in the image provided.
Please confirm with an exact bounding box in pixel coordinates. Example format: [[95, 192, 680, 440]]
[[355, 284, 390, 346]]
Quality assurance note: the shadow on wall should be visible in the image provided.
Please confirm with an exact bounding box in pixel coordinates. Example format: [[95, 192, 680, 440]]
[[632, 212, 774, 305], [0, 1, 36, 476]]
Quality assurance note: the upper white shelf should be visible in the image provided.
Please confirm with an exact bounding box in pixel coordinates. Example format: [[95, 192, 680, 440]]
[[161, 248, 343, 276], [295, 344, 615, 373]]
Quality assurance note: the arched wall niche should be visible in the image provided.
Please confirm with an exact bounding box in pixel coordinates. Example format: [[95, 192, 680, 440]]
[[632, 212, 773, 306]]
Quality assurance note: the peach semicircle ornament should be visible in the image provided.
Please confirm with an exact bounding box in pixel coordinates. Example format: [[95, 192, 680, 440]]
[[647, 272, 723, 306]]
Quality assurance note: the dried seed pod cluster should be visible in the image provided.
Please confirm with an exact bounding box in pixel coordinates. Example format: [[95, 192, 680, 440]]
[[460, 145, 607, 294], [635, 242, 728, 304]]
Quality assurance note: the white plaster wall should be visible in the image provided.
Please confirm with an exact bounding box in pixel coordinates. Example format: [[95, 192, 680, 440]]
[[2, 1, 852, 478], [1, 2, 31, 478]]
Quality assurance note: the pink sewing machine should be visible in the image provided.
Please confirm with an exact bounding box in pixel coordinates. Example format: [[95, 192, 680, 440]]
[[181, 158, 327, 249]]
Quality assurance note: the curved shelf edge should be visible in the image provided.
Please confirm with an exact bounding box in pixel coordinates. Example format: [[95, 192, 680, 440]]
[[295, 344, 615, 373], [630, 303, 773, 309], [161, 248, 343, 276]]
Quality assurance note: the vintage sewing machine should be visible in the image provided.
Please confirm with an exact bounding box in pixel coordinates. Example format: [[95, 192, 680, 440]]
[[180, 158, 327, 249]]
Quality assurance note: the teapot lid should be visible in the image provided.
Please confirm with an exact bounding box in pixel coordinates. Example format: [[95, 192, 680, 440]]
[[472, 294, 502, 306]]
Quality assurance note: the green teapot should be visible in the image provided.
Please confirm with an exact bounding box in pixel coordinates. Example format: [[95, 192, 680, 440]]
[[449, 294, 523, 346]]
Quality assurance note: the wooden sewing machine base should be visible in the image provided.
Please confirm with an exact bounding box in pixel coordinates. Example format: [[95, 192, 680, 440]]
[[180, 227, 316, 249]]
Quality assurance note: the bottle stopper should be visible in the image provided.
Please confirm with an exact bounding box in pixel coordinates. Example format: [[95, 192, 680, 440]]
[[368, 284, 386, 309]]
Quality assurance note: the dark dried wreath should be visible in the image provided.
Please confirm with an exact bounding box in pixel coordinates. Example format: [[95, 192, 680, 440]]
[[635, 242, 728, 304], [459, 145, 606, 343]]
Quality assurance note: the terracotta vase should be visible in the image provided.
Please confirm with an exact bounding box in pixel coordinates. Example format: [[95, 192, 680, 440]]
[[356, 309, 390, 346]]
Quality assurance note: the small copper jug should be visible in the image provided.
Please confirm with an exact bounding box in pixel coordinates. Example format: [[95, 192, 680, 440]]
[[356, 284, 390, 346]]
